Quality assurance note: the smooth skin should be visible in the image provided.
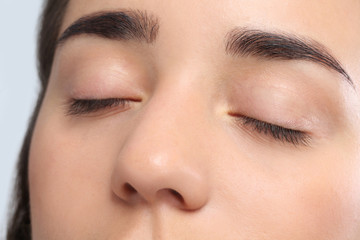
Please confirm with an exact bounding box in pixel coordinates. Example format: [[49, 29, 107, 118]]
[[29, 0, 360, 239]]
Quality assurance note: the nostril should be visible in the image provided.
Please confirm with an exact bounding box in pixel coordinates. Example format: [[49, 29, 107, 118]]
[[124, 183, 137, 194], [169, 189, 184, 204]]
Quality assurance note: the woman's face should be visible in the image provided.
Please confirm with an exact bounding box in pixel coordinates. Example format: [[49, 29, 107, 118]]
[[29, 0, 360, 239]]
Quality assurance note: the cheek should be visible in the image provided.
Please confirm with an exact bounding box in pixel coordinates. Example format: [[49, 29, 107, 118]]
[[28, 110, 132, 238], [294, 174, 359, 239], [216, 141, 360, 240]]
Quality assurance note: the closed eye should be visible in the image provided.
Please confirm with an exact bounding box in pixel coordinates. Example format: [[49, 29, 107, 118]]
[[236, 115, 310, 146], [66, 98, 136, 116]]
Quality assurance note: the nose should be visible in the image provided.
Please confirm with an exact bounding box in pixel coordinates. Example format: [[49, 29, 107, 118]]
[[111, 94, 210, 211]]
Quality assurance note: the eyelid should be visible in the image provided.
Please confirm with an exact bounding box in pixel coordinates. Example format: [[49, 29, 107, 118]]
[[66, 98, 137, 116], [232, 114, 311, 146]]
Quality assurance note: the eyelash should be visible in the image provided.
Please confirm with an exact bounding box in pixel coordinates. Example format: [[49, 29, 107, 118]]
[[67, 98, 310, 146], [238, 115, 310, 146], [67, 98, 132, 115]]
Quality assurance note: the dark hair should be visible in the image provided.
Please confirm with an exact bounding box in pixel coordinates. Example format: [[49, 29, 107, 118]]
[[6, 0, 69, 239]]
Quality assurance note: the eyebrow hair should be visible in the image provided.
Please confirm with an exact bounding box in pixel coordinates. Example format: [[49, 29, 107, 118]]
[[57, 12, 354, 88], [225, 28, 353, 86], [57, 10, 159, 45]]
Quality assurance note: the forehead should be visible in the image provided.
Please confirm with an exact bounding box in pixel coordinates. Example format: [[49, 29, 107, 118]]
[[62, 0, 360, 38], [61, 0, 360, 85]]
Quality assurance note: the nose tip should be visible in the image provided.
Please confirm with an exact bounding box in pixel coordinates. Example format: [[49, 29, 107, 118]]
[[111, 154, 209, 211]]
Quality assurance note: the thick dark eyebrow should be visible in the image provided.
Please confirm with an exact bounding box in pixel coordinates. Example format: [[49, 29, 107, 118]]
[[57, 10, 159, 45], [225, 28, 353, 87], [58, 14, 353, 88]]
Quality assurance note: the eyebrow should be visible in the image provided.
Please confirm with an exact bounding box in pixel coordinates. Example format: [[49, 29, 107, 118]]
[[57, 10, 159, 44], [225, 28, 353, 86], [57, 11, 353, 87]]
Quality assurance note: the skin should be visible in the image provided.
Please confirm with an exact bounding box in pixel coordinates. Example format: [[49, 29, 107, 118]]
[[29, 0, 360, 239]]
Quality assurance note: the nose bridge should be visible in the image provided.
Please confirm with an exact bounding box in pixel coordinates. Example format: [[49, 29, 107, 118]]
[[134, 81, 205, 155], [111, 82, 210, 210]]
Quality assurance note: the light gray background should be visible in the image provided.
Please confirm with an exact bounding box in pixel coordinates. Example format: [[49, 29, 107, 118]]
[[0, 0, 43, 237]]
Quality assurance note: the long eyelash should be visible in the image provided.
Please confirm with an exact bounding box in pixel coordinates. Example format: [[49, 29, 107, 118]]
[[67, 98, 130, 115], [240, 116, 310, 146]]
